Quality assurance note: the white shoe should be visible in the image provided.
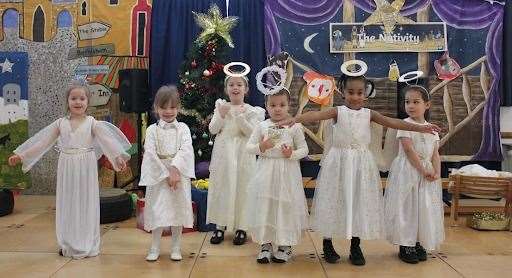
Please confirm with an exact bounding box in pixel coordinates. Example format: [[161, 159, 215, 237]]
[[145, 248, 160, 261], [272, 246, 292, 263], [170, 247, 182, 261], [257, 243, 273, 264]]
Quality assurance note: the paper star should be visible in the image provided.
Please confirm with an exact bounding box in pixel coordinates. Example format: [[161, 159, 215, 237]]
[[192, 4, 238, 48], [1, 58, 14, 73], [363, 0, 415, 34]]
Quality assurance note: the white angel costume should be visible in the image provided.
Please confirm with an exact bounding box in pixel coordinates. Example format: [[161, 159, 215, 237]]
[[311, 106, 385, 240], [246, 120, 309, 246], [14, 116, 131, 259], [384, 118, 444, 250], [139, 120, 195, 231], [207, 99, 265, 231]]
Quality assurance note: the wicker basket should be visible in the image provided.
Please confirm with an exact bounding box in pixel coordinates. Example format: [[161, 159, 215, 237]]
[[468, 216, 510, 231]]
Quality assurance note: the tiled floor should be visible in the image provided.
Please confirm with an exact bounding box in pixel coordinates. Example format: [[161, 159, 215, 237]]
[[1, 195, 511, 277]]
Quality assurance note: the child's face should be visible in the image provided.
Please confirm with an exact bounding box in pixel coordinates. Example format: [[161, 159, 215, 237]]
[[68, 88, 88, 116], [266, 94, 289, 122], [343, 79, 366, 109], [405, 90, 430, 120], [157, 102, 179, 122], [226, 77, 248, 104]]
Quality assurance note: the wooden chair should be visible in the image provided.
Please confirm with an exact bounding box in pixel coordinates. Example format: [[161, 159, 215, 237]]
[[448, 174, 512, 225]]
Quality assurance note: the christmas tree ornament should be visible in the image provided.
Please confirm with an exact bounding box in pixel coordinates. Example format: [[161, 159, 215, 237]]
[[192, 134, 197, 140], [203, 70, 212, 76], [191, 60, 197, 68], [192, 4, 239, 48], [202, 132, 208, 139], [198, 149, 203, 156], [208, 140, 214, 146]]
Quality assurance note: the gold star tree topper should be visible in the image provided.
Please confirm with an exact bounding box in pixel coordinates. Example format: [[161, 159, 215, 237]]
[[193, 4, 238, 48]]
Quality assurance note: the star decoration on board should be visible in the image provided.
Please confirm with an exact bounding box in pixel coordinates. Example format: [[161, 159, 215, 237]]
[[192, 4, 238, 48], [363, 0, 415, 34], [0, 58, 14, 73]]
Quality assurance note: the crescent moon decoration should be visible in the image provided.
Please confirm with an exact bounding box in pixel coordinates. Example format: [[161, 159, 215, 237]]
[[304, 33, 318, 54]]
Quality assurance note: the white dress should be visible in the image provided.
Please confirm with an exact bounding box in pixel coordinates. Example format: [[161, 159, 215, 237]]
[[246, 120, 309, 246], [14, 116, 131, 259], [139, 120, 195, 231], [207, 99, 265, 231], [311, 106, 384, 239], [384, 118, 445, 250]]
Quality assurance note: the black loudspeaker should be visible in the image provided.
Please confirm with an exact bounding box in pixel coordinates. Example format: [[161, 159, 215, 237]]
[[118, 69, 150, 113], [396, 77, 429, 119]]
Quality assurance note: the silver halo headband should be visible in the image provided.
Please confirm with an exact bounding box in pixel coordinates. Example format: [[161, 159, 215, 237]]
[[340, 60, 368, 77], [398, 70, 424, 84], [404, 84, 430, 101], [223, 62, 251, 77], [256, 65, 288, 96]]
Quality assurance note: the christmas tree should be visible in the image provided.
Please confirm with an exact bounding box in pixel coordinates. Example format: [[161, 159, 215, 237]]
[[177, 4, 238, 162]]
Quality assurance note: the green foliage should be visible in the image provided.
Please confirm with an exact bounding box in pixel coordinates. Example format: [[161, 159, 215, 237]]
[[0, 120, 31, 189]]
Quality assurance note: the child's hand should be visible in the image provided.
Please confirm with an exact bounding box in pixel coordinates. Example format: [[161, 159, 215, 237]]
[[116, 156, 127, 171], [219, 104, 231, 118], [8, 154, 21, 167], [277, 116, 296, 127], [423, 170, 437, 182], [281, 144, 293, 158], [168, 166, 181, 190], [420, 124, 441, 135], [259, 137, 274, 153]]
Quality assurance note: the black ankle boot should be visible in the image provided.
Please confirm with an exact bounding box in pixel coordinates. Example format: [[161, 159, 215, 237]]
[[210, 229, 224, 244], [415, 242, 427, 261], [349, 237, 365, 266], [233, 230, 247, 245], [399, 245, 419, 264], [323, 239, 341, 263]]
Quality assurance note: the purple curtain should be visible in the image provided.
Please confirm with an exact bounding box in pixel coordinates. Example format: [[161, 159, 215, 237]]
[[263, 0, 504, 160]]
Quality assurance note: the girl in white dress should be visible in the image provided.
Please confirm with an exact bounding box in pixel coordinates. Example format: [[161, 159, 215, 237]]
[[207, 72, 265, 245], [384, 85, 444, 264], [139, 85, 195, 262], [278, 64, 440, 266], [8, 82, 130, 259], [246, 88, 309, 264]]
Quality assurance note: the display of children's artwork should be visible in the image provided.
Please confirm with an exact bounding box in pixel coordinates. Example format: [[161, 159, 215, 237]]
[[303, 71, 337, 106], [0, 51, 29, 189]]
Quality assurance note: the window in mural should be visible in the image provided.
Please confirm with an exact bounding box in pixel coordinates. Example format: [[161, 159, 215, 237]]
[[109, 0, 119, 5], [57, 10, 72, 28], [33, 6, 45, 42], [137, 12, 146, 56], [81, 1, 88, 16]]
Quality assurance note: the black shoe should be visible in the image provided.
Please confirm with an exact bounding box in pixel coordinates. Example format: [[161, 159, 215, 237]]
[[58, 249, 63, 256], [210, 229, 224, 244], [349, 237, 366, 266], [415, 242, 427, 261], [399, 246, 419, 264], [323, 239, 341, 264], [233, 230, 247, 245]]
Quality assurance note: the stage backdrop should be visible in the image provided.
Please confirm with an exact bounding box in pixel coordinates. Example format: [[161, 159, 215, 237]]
[[0, 0, 151, 193], [264, 0, 506, 161]]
